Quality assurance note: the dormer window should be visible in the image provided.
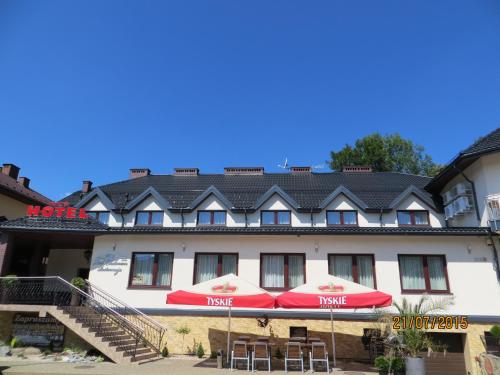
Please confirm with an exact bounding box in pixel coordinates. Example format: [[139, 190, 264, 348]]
[[397, 210, 429, 226], [135, 211, 164, 226], [87, 211, 110, 225], [261, 210, 291, 225], [327, 210, 358, 226], [197, 211, 227, 226]]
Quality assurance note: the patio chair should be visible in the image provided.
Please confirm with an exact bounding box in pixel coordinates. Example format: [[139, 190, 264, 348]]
[[252, 342, 271, 372], [309, 342, 329, 373], [231, 340, 250, 371], [285, 342, 304, 373]]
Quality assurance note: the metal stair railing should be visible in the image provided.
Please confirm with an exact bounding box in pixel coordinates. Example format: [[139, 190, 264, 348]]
[[0, 276, 149, 361], [84, 280, 166, 355]]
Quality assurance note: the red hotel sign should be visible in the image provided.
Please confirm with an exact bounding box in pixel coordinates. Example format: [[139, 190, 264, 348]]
[[27, 203, 88, 219]]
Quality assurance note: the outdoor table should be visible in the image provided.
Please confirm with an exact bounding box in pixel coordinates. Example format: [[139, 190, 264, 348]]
[[256, 336, 269, 342], [289, 336, 307, 343], [237, 336, 251, 342], [308, 337, 321, 343]]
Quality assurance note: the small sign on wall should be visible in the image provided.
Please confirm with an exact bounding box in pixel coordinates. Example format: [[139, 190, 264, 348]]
[[12, 313, 65, 350]]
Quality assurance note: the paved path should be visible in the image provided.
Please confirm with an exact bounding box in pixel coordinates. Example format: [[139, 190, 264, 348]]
[[0, 358, 377, 375]]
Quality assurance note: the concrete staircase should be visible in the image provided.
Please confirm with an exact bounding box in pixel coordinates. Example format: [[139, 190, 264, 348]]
[[51, 306, 158, 364], [0, 277, 167, 365]]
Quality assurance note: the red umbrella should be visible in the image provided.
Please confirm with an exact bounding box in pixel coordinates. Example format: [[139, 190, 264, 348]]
[[276, 275, 392, 367], [167, 274, 275, 362]]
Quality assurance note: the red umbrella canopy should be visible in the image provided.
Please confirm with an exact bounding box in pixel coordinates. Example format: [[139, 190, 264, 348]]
[[167, 273, 275, 308], [276, 275, 392, 309]]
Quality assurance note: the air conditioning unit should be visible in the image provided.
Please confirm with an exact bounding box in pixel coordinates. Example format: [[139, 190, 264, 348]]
[[453, 196, 473, 215], [444, 204, 455, 220], [455, 182, 472, 196], [442, 191, 453, 205]]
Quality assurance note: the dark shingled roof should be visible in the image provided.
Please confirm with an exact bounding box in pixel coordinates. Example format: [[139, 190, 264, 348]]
[[0, 216, 108, 233], [0, 217, 488, 236], [63, 172, 438, 212], [0, 173, 51, 205], [427, 128, 500, 192]]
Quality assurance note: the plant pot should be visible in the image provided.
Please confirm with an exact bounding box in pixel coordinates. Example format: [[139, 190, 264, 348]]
[[70, 291, 81, 306], [405, 357, 426, 375]]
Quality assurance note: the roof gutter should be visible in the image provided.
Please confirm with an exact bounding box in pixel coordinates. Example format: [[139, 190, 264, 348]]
[[452, 165, 481, 221]]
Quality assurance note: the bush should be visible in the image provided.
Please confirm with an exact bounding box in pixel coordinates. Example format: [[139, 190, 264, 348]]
[[70, 277, 85, 290], [10, 337, 22, 348], [196, 343, 205, 358], [161, 346, 169, 357], [490, 325, 500, 338], [210, 351, 217, 359], [374, 356, 390, 372], [1, 275, 18, 287], [374, 355, 405, 373]]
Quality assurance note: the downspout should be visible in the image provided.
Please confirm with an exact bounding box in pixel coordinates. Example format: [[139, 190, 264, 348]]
[[379, 209, 383, 227], [489, 233, 500, 282], [180, 208, 185, 228], [244, 209, 248, 228], [119, 209, 125, 228], [452, 165, 481, 222], [310, 208, 314, 227]]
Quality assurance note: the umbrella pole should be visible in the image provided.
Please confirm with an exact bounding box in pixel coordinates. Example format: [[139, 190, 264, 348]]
[[226, 305, 232, 365], [330, 306, 336, 368]]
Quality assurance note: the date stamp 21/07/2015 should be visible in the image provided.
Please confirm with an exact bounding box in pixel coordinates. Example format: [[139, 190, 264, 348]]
[[393, 316, 469, 330]]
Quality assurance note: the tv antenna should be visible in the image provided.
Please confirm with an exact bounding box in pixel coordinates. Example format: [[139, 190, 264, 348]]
[[277, 158, 326, 171], [277, 157, 289, 170]]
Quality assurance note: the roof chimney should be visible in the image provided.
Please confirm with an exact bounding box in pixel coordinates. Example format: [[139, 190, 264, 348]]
[[174, 168, 199, 176], [82, 180, 93, 193], [290, 166, 312, 174], [224, 167, 264, 175], [342, 166, 373, 173], [2, 163, 20, 180], [18, 177, 30, 188], [129, 168, 151, 179]]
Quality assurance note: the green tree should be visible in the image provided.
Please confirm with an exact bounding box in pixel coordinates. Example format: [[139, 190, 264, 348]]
[[329, 133, 443, 176]]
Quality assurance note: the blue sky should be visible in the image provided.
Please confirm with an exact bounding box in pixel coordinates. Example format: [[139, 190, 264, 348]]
[[1, 1, 499, 199]]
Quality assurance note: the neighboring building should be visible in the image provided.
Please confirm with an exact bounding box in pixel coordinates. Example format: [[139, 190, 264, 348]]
[[1, 132, 500, 373], [0, 163, 50, 220]]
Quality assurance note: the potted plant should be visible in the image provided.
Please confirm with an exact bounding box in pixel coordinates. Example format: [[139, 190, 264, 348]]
[[392, 295, 454, 375], [488, 325, 500, 352], [374, 355, 405, 375], [70, 277, 85, 306], [0, 275, 18, 303], [175, 325, 191, 354]]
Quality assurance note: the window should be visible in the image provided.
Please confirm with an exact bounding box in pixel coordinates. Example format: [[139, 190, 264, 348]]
[[398, 255, 449, 293], [327, 211, 358, 226], [328, 254, 376, 288], [87, 211, 110, 225], [135, 211, 164, 226], [397, 210, 429, 226], [261, 211, 291, 225], [129, 252, 173, 288], [194, 253, 238, 284], [260, 254, 305, 290], [197, 211, 227, 226]]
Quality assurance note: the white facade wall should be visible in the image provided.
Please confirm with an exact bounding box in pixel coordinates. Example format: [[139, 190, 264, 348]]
[[89, 234, 500, 316], [443, 153, 500, 227]]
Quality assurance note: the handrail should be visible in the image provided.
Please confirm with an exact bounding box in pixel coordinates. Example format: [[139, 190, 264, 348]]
[[0, 276, 145, 334], [85, 280, 166, 331], [0, 276, 150, 360]]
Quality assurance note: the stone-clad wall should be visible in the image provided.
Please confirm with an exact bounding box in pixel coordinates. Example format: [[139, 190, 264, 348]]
[[153, 314, 379, 359]]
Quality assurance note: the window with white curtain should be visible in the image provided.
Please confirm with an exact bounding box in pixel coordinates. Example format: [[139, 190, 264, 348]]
[[328, 254, 375, 288], [326, 211, 358, 226], [398, 255, 448, 292], [87, 211, 110, 224], [135, 211, 164, 226], [197, 211, 227, 226], [397, 211, 429, 226], [194, 253, 238, 283], [261, 254, 305, 290], [130, 252, 173, 288], [261, 211, 291, 225]]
